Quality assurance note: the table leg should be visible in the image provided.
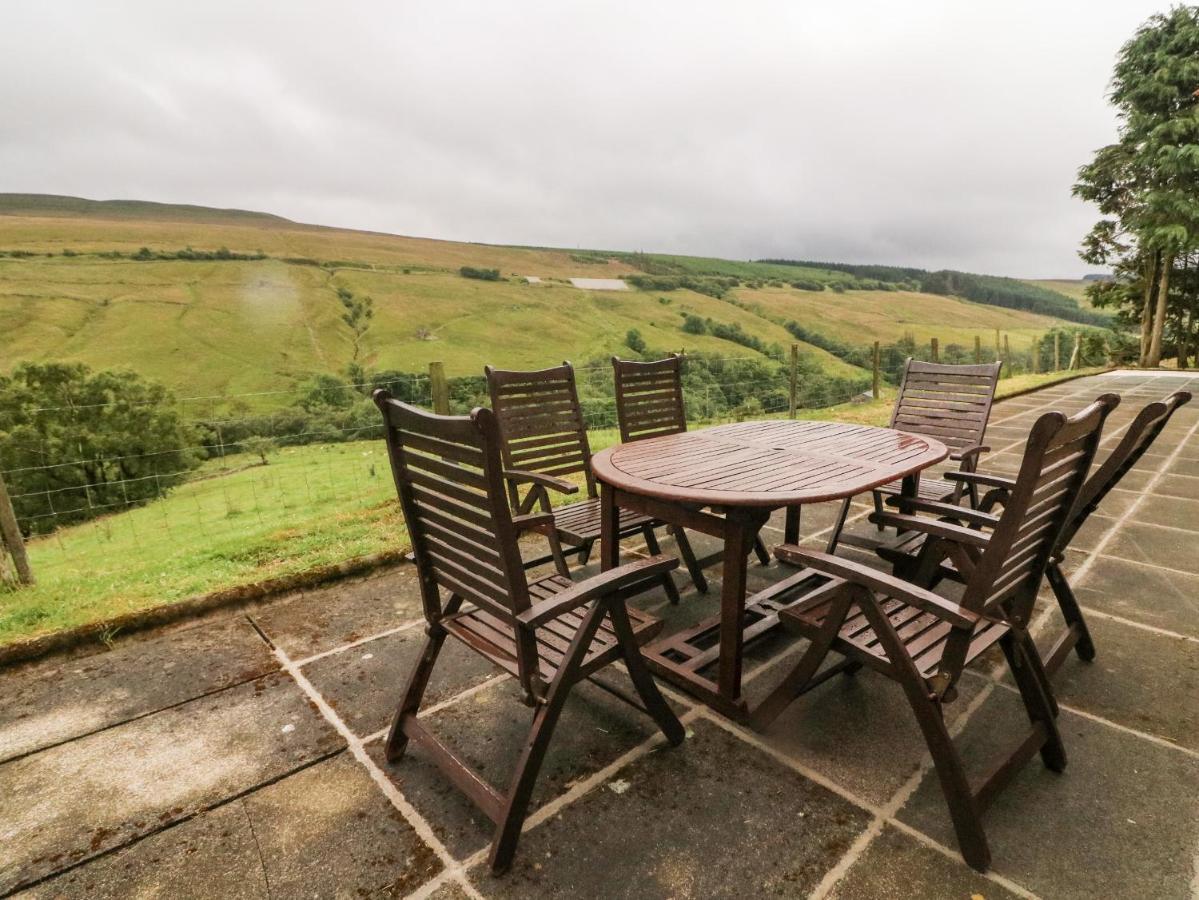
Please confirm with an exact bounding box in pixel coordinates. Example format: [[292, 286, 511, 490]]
[[600, 483, 619, 572], [717, 507, 770, 703], [784, 505, 801, 545]]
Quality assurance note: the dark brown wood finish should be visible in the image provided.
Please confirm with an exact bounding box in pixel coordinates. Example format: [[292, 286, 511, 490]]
[[373, 390, 684, 874], [593, 419, 948, 717], [898, 389, 1193, 674], [752, 398, 1116, 872], [612, 354, 770, 592], [825, 359, 1001, 553], [486, 361, 687, 600]]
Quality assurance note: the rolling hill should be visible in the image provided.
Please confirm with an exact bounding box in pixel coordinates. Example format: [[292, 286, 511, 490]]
[[1, 194, 1097, 409]]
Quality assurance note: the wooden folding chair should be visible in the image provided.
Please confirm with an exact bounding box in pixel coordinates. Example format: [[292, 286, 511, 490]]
[[373, 391, 685, 874], [915, 389, 1192, 674], [611, 353, 770, 593], [825, 359, 1001, 553], [752, 398, 1116, 871], [485, 361, 686, 602]]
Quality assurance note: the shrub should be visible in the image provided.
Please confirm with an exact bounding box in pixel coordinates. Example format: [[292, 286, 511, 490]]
[[682, 314, 708, 335], [626, 329, 647, 354], [460, 266, 501, 281]]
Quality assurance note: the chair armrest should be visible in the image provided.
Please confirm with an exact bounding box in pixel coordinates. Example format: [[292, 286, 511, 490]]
[[511, 512, 556, 533], [869, 511, 992, 548], [516, 555, 679, 628], [950, 443, 990, 463], [944, 470, 1016, 491], [503, 469, 579, 495], [883, 496, 1000, 529], [774, 546, 980, 628]]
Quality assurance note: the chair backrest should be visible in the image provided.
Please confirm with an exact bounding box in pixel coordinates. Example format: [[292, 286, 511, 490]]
[[962, 397, 1117, 624], [890, 359, 1002, 455], [374, 391, 531, 627], [1059, 390, 1192, 550], [485, 362, 596, 502], [612, 354, 687, 443]]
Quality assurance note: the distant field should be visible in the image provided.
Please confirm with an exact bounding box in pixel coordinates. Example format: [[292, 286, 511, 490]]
[[0, 201, 1089, 409], [1027, 279, 1096, 309], [735, 286, 1064, 352]]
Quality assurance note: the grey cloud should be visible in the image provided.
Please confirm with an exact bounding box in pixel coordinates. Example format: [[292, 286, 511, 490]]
[[0, 0, 1167, 276]]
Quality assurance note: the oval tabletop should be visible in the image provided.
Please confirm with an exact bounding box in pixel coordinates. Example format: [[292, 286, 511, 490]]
[[591, 419, 948, 507]]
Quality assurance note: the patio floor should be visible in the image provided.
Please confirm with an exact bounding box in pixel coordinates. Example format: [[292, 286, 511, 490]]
[[2, 371, 1197, 899]]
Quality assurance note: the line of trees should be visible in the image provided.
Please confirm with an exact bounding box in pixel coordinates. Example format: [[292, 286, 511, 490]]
[[1074, 7, 1199, 367]]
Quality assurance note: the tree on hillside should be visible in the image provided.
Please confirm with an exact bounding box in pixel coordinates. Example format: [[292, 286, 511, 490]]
[[0, 363, 203, 533], [336, 286, 374, 362], [1074, 6, 1199, 366]]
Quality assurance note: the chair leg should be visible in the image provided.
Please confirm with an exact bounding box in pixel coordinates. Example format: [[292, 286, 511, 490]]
[[1046, 561, 1095, 662], [488, 685, 571, 874], [672, 525, 709, 594], [385, 627, 449, 763], [749, 589, 854, 731], [904, 684, 992, 872], [853, 591, 991, 871], [642, 524, 681, 604], [752, 533, 771, 565], [825, 496, 854, 554], [607, 598, 685, 745], [873, 491, 885, 530], [1004, 630, 1067, 772], [577, 539, 594, 566], [488, 600, 612, 873]]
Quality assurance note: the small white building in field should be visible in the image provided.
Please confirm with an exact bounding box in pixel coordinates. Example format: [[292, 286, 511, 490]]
[[569, 277, 628, 291], [523, 276, 541, 284]]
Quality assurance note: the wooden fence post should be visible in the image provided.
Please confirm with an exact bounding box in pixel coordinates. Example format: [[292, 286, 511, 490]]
[[1031, 337, 1040, 374], [930, 337, 939, 363], [974, 335, 981, 364], [1003, 334, 1011, 375], [1070, 333, 1082, 370], [1054, 333, 1062, 371], [0, 472, 34, 586], [872, 340, 881, 400], [994, 328, 1001, 361], [788, 344, 799, 419], [429, 361, 449, 414]]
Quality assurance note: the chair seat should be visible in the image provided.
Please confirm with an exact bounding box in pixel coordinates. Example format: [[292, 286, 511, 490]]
[[875, 476, 959, 502], [779, 580, 1008, 681], [443, 573, 665, 684], [552, 497, 656, 545]]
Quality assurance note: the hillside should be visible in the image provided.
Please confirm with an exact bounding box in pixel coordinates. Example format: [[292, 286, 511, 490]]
[[1026, 278, 1098, 310], [1, 194, 1096, 408]]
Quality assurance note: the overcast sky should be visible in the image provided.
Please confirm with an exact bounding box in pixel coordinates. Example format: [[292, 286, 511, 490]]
[[0, 1, 1170, 277]]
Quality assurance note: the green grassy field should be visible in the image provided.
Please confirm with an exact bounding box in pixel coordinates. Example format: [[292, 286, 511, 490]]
[[1, 195, 1096, 411], [1026, 279, 1097, 310], [0, 367, 1106, 647], [0, 195, 1112, 647]]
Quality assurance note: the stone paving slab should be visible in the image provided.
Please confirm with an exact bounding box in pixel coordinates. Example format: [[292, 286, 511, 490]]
[[0, 673, 343, 894], [18, 754, 442, 899], [1131, 492, 1199, 530], [897, 690, 1199, 900], [302, 626, 500, 739], [240, 753, 442, 897], [1045, 612, 1199, 751], [826, 824, 1021, 900], [0, 617, 277, 764], [15, 802, 269, 900], [1070, 555, 1199, 637], [471, 718, 871, 899], [365, 677, 687, 859], [752, 664, 987, 808], [1103, 520, 1199, 575], [251, 565, 424, 660]]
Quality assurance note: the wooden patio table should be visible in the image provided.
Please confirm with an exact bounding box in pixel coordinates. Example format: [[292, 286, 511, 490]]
[[591, 419, 948, 720]]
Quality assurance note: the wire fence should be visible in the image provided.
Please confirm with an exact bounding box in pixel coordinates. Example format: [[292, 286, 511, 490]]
[[0, 328, 1113, 598], [1, 354, 867, 543]]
